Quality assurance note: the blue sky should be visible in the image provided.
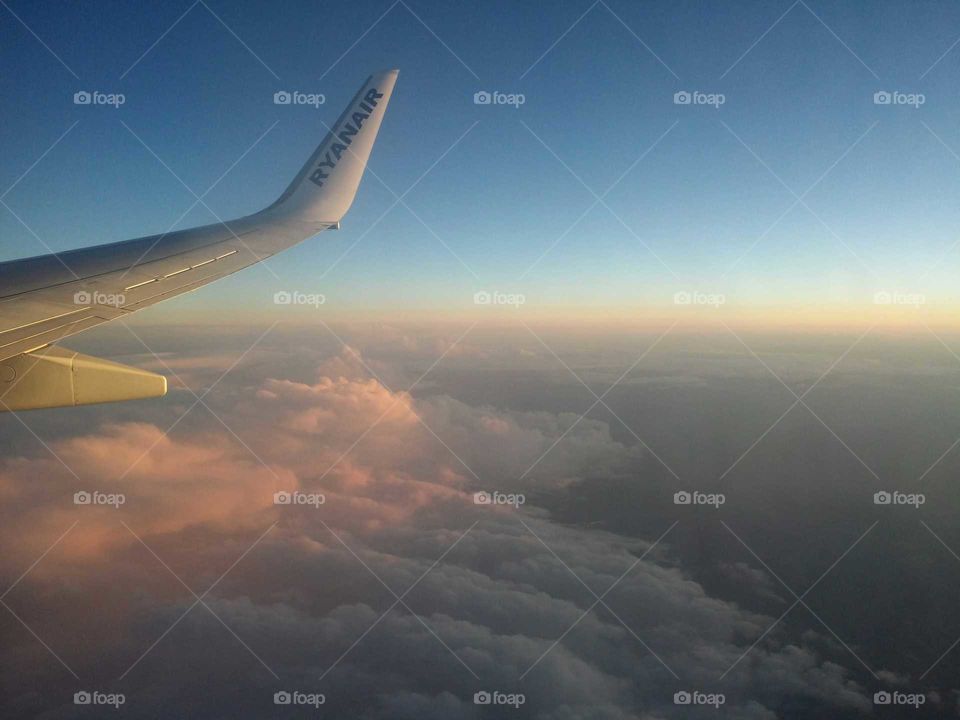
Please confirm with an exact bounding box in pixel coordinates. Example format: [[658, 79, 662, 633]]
[[3, 0, 960, 319]]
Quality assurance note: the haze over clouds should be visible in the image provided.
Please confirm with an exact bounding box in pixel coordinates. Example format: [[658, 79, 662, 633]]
[[4, 324, 959, 718], [6, 0, 960, 717]]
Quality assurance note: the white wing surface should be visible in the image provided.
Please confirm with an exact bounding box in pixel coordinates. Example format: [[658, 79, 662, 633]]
[[0, 69, 398, 410]]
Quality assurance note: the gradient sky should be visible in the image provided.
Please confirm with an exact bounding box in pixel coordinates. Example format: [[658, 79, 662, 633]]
[[3, 0, 960, 320], [7, 6, 960, 717]]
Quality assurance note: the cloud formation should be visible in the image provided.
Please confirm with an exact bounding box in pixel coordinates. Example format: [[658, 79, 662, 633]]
[[0, 342, 873, 719]]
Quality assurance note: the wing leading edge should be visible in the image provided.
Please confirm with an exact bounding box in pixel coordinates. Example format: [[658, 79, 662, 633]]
[[0, 69, 398, 411]]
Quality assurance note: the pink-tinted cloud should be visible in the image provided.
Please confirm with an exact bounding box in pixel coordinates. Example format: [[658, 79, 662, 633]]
[[0, 349, 876, 718]]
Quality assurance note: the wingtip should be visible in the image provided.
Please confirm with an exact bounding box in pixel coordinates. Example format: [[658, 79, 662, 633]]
[[267, 68, 399, 224]]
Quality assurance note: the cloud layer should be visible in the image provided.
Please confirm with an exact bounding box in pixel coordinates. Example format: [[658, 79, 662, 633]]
[[0, 342, 874, 719]]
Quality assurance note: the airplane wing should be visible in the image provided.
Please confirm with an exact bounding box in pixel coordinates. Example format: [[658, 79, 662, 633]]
[[0, 69, 398, 411]]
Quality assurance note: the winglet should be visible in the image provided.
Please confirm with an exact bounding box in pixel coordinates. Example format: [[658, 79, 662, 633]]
[[267, 69, 399, 224]]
